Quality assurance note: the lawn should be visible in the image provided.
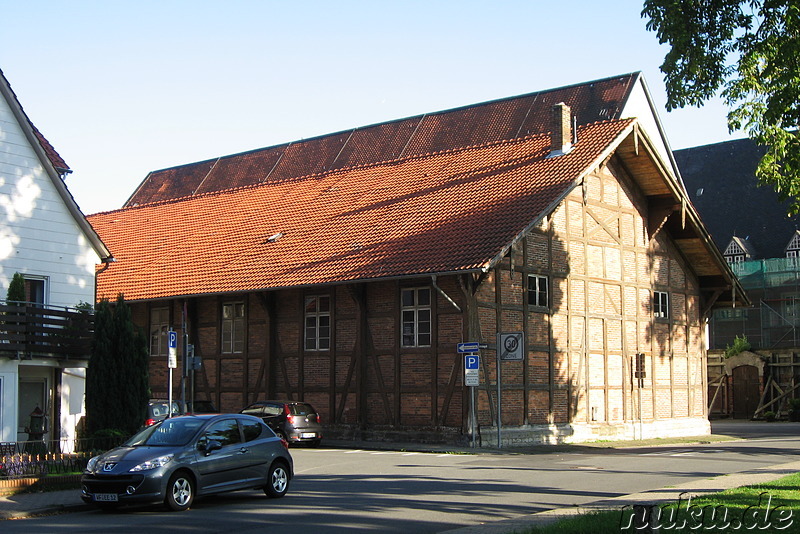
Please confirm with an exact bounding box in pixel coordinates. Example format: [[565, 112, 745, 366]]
[[525, 472, 800, 533]]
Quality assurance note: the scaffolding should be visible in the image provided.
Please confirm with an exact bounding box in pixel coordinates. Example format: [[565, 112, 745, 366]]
[[709, 257, 800, 350]]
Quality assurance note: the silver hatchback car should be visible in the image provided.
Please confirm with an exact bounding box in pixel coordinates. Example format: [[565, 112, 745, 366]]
[[81, 414, 293, 511]]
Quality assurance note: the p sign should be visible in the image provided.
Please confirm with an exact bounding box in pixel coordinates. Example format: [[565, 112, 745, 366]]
[[168, 330, 178, 369], [464, 354, 479, 386]]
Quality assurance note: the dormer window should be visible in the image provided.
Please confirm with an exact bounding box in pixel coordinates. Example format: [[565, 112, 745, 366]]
[[785, 231, 800, 259], [723, 237, 753, 264]]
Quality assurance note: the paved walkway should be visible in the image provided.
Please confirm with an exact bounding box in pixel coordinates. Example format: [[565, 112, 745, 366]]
[[2, 435, 799, 531]]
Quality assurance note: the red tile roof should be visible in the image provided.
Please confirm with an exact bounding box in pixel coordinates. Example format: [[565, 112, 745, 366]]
[[125, 73, 638, 206], [90, 119, 634, 302]]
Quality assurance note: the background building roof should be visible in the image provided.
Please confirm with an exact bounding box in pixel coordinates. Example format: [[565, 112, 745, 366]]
[[675, 138, 800, 260]]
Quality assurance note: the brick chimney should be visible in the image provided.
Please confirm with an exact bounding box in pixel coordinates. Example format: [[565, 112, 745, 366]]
[[549, 102, 573, 157]]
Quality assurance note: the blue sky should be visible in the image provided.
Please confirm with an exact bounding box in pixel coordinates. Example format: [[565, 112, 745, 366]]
[[1, 1, 740, 215]]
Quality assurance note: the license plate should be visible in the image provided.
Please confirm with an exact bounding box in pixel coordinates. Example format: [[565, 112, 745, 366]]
[[301, 432, 316, 439], [94, 493, 118, 502]]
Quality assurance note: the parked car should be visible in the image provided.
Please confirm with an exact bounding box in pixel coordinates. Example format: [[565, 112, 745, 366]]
[[81, 414, 293, 511], [186, 400, 217, 414], [145, 399, 185, 427], [241, 401, 323, 447]]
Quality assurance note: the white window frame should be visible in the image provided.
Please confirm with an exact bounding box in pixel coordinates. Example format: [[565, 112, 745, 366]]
[[527, 275, 549, 308], [221, 302, 245, 354], [653, 291, 670, 319], [304, 295, 331, 351], [401, 287, 431, 347]]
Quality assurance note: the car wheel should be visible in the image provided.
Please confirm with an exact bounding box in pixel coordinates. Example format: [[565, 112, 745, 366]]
[[264, 461, 289, 498], [165, 471, 194, 511]]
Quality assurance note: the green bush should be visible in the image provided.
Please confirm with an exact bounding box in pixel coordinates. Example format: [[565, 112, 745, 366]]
[[763, 411, 777, 422], [724, 335, 751, 358], [788, 398, 800, 422]]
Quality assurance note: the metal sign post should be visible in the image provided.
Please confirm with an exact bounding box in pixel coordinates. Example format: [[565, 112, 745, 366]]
[[464, 353, 480, 448], [496, 332, 524, 448], [459, 344, 481, 448], [168, 330, 178, 417]]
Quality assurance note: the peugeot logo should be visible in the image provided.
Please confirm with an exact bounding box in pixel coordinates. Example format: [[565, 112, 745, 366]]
[[102, 462, 117, 472]]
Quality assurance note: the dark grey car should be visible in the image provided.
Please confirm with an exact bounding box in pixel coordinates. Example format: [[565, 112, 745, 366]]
[[241, 401, 323, 446], [81, 414, 293, 511]]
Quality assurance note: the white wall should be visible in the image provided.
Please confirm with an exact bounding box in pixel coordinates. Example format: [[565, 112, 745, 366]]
[[0, 359, 19, 442], [620, 78, 680, 183], [0, 92, 100, 308]]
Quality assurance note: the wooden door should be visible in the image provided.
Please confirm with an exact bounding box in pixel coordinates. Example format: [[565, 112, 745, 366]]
[[732, 365, 760, 419]]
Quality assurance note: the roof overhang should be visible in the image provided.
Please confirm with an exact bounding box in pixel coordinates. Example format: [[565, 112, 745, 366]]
[[615, 124, 750, 312]]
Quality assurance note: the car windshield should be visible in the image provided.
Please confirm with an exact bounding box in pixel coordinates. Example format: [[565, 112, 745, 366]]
[[125, 418, 205, 447]]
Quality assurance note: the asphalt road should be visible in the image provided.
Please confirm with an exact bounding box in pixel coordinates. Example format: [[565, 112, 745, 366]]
[[4, 422, 799, 533]]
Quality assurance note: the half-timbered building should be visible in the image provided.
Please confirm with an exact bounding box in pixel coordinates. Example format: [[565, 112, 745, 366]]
[[88, 74, 746, 445]]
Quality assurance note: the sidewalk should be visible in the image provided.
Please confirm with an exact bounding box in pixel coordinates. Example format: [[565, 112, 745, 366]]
[[2, 439, 798, 530]]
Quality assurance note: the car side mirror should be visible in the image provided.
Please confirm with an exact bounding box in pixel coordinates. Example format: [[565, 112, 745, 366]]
[[201, 439, 222, 455]]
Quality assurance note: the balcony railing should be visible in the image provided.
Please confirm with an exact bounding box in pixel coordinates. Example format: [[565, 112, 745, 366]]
[[0, 302, 94, 360]]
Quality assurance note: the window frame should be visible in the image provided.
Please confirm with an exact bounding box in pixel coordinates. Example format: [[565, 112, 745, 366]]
[[653, 291, 670, 319], [149, 306, 170, 357], [527, 274, 549, 309], [304, 295, 331, 351], [221, 301, 246, 354], [400, 287, 432, 348]]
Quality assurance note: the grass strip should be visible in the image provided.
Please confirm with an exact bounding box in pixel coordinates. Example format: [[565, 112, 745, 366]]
[[525, 472, 800, 533]]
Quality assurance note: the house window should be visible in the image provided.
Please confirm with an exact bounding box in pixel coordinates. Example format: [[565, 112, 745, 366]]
[[653, 291, 670, 319], [149, 307, 170, 356], [305, 295, 331, 351], [401, 287, 431, 347], [527, 275, 549, 308], [222, 302, 245, 353]]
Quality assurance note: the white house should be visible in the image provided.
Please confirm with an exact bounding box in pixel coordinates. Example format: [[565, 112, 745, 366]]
[[0, 67, 111, 448]]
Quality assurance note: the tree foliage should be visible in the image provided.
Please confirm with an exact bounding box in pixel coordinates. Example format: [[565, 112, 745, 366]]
[[6, 272, 25, 304], [85, 295, 150, 436], [642, 0, 800, 213]]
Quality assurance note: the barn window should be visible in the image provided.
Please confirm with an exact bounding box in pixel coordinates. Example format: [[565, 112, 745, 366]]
[[221, 302, 245, 353], [653, 291, 670, 319], [527, 275, 549, 308], [401, 287, 431, 347], [149, 307, 170, 356], [305, 295, 331, 351]]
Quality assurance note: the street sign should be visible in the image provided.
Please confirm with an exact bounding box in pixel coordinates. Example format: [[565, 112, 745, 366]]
[[498, 332, 524, 361], [168, 330, 178, 369], [457, 342, 480, 353], [464, 354, 479, 386]]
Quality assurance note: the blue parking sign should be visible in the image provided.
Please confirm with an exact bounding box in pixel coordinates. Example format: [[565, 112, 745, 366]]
[[465, 354, 479, 369], [168, 330, 178, 349]]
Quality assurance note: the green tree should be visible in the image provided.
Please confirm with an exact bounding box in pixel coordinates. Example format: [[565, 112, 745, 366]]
[[85, 295, 150, 436], [642, 1, 800, 213], [6, 272, 25, 304]]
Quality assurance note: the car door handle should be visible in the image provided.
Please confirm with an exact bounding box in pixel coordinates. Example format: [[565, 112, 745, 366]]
[[238, 447, 249, 454]]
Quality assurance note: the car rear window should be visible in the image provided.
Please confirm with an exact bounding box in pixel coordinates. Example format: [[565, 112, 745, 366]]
[[290, 403, 316, 416], [240, 419, 264, 442], [241, 405, 265, 416]]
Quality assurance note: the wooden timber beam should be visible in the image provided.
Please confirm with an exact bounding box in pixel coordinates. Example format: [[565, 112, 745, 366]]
[[647, 196, 680, 241]]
